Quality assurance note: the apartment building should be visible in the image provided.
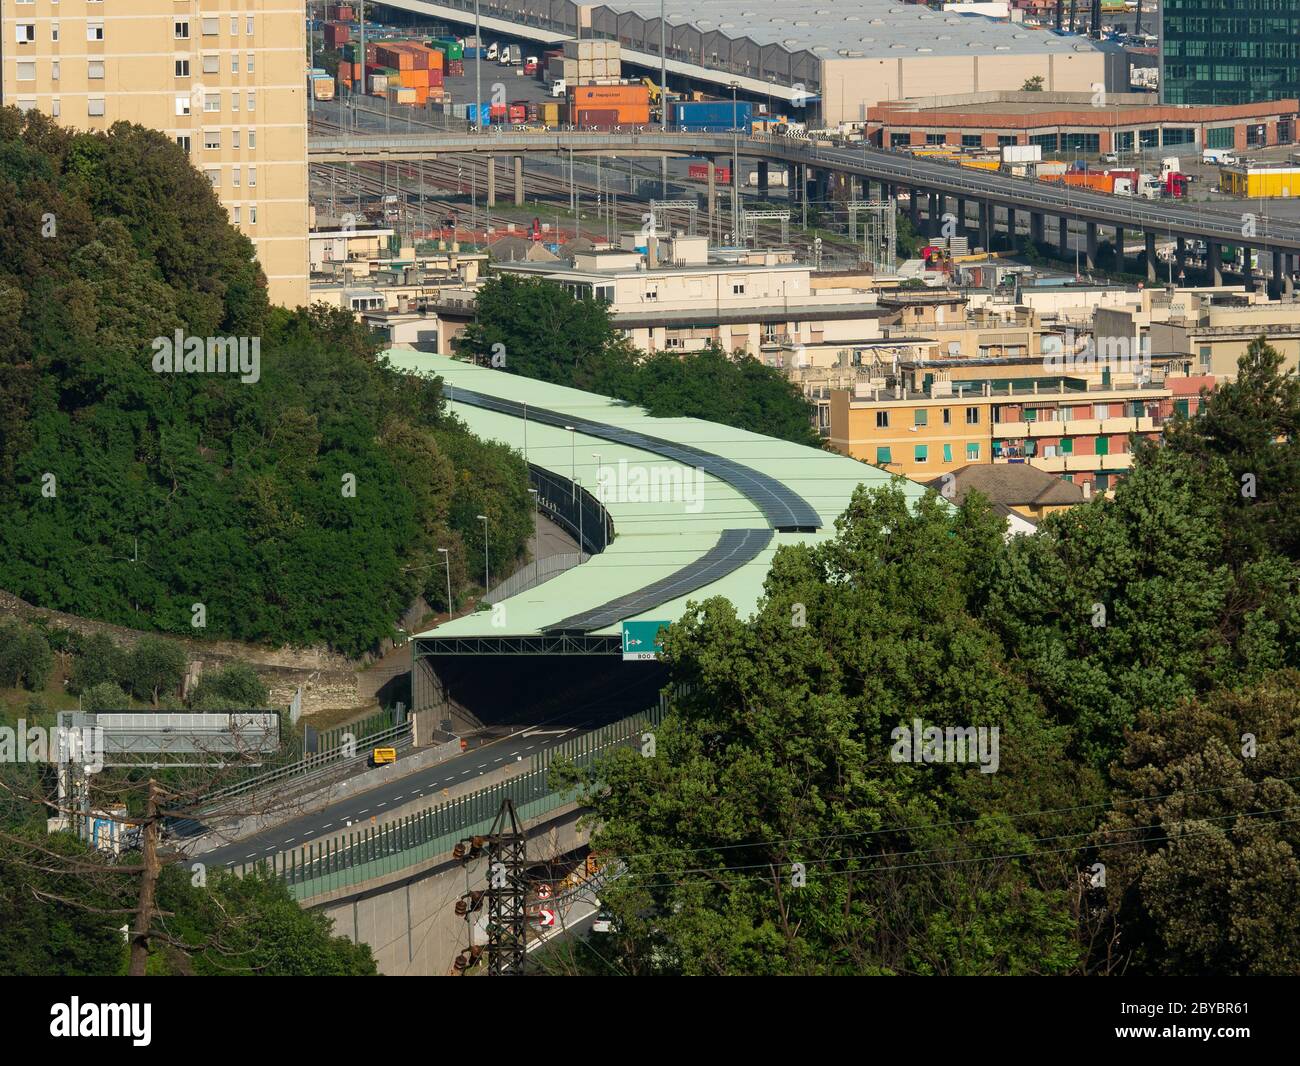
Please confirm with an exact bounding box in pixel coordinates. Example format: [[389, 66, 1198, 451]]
[[2, 0, 308, 306], [828, 374, 1214, 494], [1146, 293, 1300, 379], [493, 234, 892, 361]]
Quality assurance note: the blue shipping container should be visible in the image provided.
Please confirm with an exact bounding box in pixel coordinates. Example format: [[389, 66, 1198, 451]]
[[672, 100, 753, 131]]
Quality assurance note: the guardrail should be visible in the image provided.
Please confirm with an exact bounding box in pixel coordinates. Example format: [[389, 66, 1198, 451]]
[[248, 698, 668, 901]]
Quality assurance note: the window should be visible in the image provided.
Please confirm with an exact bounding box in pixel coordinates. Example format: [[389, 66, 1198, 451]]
[[1094, 404, 1110, 420], [966, 442, 980, 461], [232, 54, 239, 73], [232, 168, 240, 187], [202, 17, 219, 36], [997, 135, 1017, 146], [644, 285, 657, 301], [943, 443, 953, 464], [176, 134, 191, 152], [1096, 436, 1110, 457], [15, 99, 36, 112], [16, 24, 35, 44], [942, 408, 951, 425], [175, 95, 191, 116], [246, 16, 254, 34], [233, 206, 241, 224], [175, 59, 190, 77], [1206, 126, 1234, 149], [231, 93, 240, 112], [87, 98, 106, 117], [1199, 345, 1212, 370], [52, 60, 61, 81], [876, 446, 892, 465], [247, 130, 256, 148], [914, 409, 928, 427], [247, 167, 256, 187], [249, 206, 257, 224], [175, 20, 189, 40], [16, 62, 35, 81], [87, 21, 104, 41], [875, 411, 889, 428], [732, 282, 745, 295], [962, 135, 981, 148], [965, 407, 980, 425], [204, 93, 220, 113], [204, 130, 220, 149], [87, 60, 104, 80], [203, 55, 219, 74], [926, 133, 945, 145], [890, 133, 911, 148], [1059, 437, 1073, 454], [914, 445, 928, 464], [230, 17, 239, 34], [51, 99, 60, 117], [247, 91, 255, 111], [205, 169, 220, 188], [246, 53, 255, 73], [51, 23, 59, 42], [232, 130, 240, 149]]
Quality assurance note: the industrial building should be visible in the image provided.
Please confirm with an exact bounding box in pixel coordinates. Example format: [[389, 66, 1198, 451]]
[[1, 0, 310, 306], [1161, 0, 1300, 106], [866, 91, 1299, 155], [372, 0, 1117, 122]]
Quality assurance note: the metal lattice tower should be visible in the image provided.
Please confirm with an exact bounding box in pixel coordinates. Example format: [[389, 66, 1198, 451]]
[[649, 200, 699, 236], [847, 201, 897, 274], [484, 799, 528, 975]]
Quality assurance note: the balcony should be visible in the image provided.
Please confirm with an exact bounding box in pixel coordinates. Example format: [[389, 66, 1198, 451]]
[[995, 415, 1158, 438], [996, 453, 1134, 473]]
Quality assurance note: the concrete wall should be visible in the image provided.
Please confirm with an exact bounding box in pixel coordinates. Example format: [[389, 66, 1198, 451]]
[[312, 806, 590, 975]]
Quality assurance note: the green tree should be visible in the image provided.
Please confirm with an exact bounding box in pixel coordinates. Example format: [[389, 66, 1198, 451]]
[[1022, 75, 1045, 91], [1095, 672, 1300, 975], [125, 636, 186, 707], [0, 620, 53, 691], [69, 632, 128, 694]]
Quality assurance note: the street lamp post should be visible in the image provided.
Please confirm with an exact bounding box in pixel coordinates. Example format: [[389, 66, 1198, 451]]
[[730, 81, 740, 242], [477, 514, 490, 592], [437, 547, 452, 618], [474, 0, 482, 135], [565, 425, 576, 497], [591, 453, 606, 550]]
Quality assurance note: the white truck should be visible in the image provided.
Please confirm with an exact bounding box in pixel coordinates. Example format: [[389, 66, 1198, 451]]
[[1202, 148, 1239, 166], [550, 78, 566, 98]]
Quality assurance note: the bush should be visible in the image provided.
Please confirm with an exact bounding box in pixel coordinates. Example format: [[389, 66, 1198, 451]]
[[0, 621, 53, 691], [80, 682, 130, 712], [188, 662, 268, 710]]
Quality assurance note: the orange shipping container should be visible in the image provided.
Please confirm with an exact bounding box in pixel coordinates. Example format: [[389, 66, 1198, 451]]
[[400, 67, 430, 88], [376, 46, 415, 70], [568, 84, 650, 108]]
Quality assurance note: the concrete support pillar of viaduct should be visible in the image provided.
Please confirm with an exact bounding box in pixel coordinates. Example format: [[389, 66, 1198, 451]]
[[1175, 237, 1186, 283], [1144, 232, 1158, 283], [979, 200, 991, 250], [757, 160, 769, 197], [1086, 221, 1099, 271], [955, 198, 967, 234], [929, 192, 942, 236], [486, 156, 496, 208], [707, 159, 717, 240], [1271, 248, 1284, 299], [909, 187, 921, 227], [1058, 216, 1069, 258], [1242, 246, 1254, 285], [1030, 211, 1045, 245], [1208, 241, 1223, 287], [514, 155, 524, 207], [1114, 225, 1125, 273], [1005, 206, 1016, 246]]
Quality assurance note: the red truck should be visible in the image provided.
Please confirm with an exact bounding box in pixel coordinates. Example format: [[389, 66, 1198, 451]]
[[688, 163, 731, 184]]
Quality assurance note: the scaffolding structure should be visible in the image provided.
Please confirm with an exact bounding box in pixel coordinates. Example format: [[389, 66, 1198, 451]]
[[848, 201, 898, 273]]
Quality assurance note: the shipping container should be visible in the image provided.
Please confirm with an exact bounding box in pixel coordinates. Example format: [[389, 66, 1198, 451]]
[[508, 103, 528, 123], [448, 59, 465, 76], [428, 68, 444, 88], [311, 76, 335, 101], [388, 86, 417, 105], [489, 103, 508, 119], [368, 74, 389, 96], [573, 107, 620, 130], [569, 83, 650, 107], [324, 22, 350, 49], [672, 100, 753, 132], [688, 163, 731, 184], [1001, 144, 1042, 164], [400, 67, 430, 88], [540, 101, 562, 126]]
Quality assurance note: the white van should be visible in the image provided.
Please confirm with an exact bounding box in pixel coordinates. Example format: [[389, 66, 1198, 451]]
[[1202, 148, 1238, 166]]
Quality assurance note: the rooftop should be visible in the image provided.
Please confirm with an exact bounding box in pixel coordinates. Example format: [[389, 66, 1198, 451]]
[[926, 462, 1086, 508]]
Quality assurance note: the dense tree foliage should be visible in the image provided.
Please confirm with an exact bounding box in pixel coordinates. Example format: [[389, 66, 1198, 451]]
[[457, 274, 822, 446], [0, 620, 52, 691], [564, 342, 1300, 975], [0, 108, 531, 655]]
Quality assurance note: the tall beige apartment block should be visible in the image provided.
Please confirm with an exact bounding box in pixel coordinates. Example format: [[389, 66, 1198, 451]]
[[3, 1, 308, 307]]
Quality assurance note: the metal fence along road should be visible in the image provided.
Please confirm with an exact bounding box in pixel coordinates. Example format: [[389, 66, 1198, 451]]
[[246, 697, 668, 901]]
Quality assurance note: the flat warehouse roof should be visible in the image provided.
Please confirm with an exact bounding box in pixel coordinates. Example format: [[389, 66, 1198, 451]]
[[603, 1, 1097, 58], [386, 352, 928, 642]]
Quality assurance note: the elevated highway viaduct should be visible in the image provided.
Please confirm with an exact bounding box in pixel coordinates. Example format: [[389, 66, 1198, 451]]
[[310, 131, 1300, 294]]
